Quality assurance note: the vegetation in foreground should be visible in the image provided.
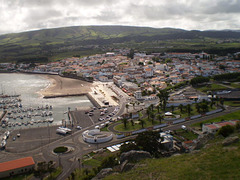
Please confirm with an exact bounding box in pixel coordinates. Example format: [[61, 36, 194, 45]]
[[105, 134, 240, 180]]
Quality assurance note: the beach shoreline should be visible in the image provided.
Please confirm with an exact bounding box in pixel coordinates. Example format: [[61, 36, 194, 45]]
[[39, 74, 93, 97]]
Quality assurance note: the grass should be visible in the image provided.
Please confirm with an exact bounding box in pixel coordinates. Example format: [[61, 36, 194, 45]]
[[192, 109, 240, 127], [105, 134, 240, 180], [53, 146, 68, 153], [172, 105, 216, 119], [43, 167, 62, 180], [82, 150, 115, 168], [231, 82, 240, 89], [196, 83, 228, 92], [100, 126, 109, 132], [114, 119, 160, 132], [175, 129, 198, 140], [224, 101, 240, 107]]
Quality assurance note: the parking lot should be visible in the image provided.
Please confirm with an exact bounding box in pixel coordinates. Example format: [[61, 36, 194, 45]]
[[70, 105, 119, 129]]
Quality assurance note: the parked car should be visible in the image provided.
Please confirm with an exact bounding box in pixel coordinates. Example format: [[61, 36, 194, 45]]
[[76, 126, 82, 130]]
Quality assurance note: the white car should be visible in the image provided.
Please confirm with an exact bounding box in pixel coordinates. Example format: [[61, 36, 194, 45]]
[[76, 126, 82, 130]]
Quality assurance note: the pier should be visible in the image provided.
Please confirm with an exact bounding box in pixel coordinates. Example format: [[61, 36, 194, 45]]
[[43, 93, 87, 99]]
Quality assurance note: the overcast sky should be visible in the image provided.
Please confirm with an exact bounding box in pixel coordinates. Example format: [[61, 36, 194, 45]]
[[0, 0, 240, 35]]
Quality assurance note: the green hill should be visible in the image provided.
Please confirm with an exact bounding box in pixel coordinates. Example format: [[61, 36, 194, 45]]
[[0, 26, 240, 62], [105, 135, 240, 180]]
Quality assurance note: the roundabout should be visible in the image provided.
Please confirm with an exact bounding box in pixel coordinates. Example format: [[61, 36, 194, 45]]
[[52, 146, 74, 155]]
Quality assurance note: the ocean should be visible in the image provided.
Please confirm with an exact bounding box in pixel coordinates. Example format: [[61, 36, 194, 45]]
[[0, 73, 92, 129]]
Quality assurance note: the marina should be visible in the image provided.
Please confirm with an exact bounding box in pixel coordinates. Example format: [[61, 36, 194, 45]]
[[0, 73, 94, 131], [0, 94, 55, 130]]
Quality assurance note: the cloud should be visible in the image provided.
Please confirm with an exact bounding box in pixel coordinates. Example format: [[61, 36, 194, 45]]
[[0, 0, 239, 35]]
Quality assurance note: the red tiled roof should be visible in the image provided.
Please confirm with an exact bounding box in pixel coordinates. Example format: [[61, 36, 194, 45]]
[[0, 157, 35, 172], [206, 124, 218, 129]]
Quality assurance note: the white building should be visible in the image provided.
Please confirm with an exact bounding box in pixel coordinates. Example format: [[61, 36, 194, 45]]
[[202, 120, 239, 134], [135, 91, 142, 100]]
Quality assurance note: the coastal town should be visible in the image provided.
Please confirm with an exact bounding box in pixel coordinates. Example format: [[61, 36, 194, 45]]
[[0, 50, 240, 179], [1, 50, 240, 100]]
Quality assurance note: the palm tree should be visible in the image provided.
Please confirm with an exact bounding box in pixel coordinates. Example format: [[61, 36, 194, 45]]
[[146, 107, 151, 121], [179, 104, 183, 113], [139, 119, 145, 128], [187, 104, 192, 116], [157, 90, 169, 111], [150, 104, 154, 112], [122, 118, 128, 129], [125, 104, 129, 113], [156, 114, 164, 124], [195, 103, 200, 113], [156, 104, 161, 113], [150, 112, 155, 125]]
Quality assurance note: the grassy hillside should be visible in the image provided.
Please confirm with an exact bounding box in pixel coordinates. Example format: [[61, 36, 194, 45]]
[[105, 135, 240, 180], [0, 26, 240, 62]]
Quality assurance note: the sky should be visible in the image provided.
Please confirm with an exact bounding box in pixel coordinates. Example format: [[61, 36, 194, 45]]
[[0, 0, 240, 35]]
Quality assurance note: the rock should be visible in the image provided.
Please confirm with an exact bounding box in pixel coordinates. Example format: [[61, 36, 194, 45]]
[[222, 136, 239, 146], [120, 150, 151, 164], [194, 133, 215, 150], [120, 160, 135, 172], [92, 168, 113, 180]]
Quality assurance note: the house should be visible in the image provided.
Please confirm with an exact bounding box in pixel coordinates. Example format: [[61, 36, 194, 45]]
[[145, 68, 153, 77], [99, 76, 108, 82], [160, 132, 173, 150], [202, 120, 239, 134], [0, 157, 35, 178], [135, 90, 142, 100]]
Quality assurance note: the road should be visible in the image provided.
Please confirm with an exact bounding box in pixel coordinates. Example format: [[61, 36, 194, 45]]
[[2, 82, 239, 180]]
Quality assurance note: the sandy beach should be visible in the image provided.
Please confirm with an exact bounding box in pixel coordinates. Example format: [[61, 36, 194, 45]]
[[40, 75, 93, 97]]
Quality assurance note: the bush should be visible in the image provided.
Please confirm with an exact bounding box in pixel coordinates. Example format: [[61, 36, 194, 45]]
[[53, 146, 68, 153], [217, 125, 235, 137]]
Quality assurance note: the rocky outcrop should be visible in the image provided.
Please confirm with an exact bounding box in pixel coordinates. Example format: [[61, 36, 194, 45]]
[[120, 160, 135, 172], [92, 168, 113, 180], [120, 150, 151, 164], [193, 133, 215, 150], [222, 136, 239, 146]]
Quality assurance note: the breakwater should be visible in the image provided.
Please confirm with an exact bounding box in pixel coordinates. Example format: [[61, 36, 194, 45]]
[[43, 93, 101, 108]]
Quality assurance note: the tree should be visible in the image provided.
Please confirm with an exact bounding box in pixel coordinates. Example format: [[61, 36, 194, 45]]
[[220, 97, 224, 106], [131, 119, 134, 126], [135, 131, 161, 157], [170, 105, 174, 113], [195, 103, 200, 113], [179, 104, 184, 113], [150, 104, 154, 112], [156, 104, 161, 113], [150, 112, 155, 125], [186, 104, 192, 116], [139, 119, 145, 128], [156, 114, 164, 124], [218, 125, 235, 137], [157, 90, 169, 111], [122, 118, 128, 129], [146, 107, 151, 121], [125, 104, 129, 113], [120, 141, 138, 153]]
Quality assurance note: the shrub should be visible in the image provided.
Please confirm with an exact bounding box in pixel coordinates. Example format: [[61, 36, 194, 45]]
[[217, 125, 235, 137]]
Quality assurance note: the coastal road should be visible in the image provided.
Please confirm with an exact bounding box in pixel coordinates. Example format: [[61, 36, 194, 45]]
[[3, 106, 239, 180]]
